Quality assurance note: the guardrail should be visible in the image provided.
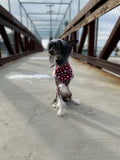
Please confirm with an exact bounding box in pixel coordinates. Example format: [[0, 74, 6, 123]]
[[0, 5, 43, 66], [59, 0, 120, 76]]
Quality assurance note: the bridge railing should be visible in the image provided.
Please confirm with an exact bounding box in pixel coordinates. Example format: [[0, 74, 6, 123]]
[[0, 5, 43, 66], [59, 0, 120, 76]]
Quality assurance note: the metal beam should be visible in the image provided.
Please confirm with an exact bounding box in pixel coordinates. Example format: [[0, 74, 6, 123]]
[[0, 43, 1, 60], [18, 1, 42, 41], [19, 34, 25, 52], [71, 53, 120, 75], [99, 17, 120, 60], [35, 24, 60, 26], [59, 0, 120, 39], [38, 30, 57, 32], [55, 0, 73, 38], [14, 31, 20, 54], [32, 20, 61, 22], [72, 32, 77, 52], [28, 13, 64, 15], [36, 27, 58, 29], [0, 6, 41, 43], [0, 25, 15, 55], [78, 25, 87, 53], [21, 2, 69, 5], [88, 20, 95, 57]]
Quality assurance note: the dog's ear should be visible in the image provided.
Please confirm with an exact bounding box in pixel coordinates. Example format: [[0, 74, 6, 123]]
[[68, 40, 78, 47]]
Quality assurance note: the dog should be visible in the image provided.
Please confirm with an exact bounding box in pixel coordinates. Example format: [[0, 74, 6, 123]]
[[48, 39, 80, 116]]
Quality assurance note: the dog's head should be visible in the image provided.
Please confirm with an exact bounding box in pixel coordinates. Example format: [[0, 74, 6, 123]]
[[48, 39, 78, 65]]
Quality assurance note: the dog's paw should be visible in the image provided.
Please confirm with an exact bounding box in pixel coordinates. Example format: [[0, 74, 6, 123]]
[[72, 99, 80, 105], [57, 109, 65, 117], [52, 103, 57, 108]]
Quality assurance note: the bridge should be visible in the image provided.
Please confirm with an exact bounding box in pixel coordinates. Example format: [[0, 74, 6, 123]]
[[0, 0, 120, 159]]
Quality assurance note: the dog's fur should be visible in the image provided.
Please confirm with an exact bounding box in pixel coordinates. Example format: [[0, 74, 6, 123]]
[[48, 39, 80, 116]]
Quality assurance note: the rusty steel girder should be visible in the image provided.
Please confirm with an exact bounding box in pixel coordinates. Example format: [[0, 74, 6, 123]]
[[0, 5, 43, 66], [61, 0, 120, 75]]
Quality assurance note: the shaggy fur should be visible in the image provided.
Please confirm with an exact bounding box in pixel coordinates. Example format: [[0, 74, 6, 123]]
[[48, 39, 80, 116]]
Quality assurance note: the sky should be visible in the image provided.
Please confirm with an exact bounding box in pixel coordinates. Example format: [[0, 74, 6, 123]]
[[0, 0, 120, 49]]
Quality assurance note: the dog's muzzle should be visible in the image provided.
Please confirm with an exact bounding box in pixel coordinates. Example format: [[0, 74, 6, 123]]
[[49, 48, 54, 56]]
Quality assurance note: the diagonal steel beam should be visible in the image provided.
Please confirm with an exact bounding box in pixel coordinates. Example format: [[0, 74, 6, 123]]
[[14, 31, 19, 54], [78, 25, 88, 53], [19, 34, 25, 52], [99, 17, 120, 60], [0, 25, 15, 55]]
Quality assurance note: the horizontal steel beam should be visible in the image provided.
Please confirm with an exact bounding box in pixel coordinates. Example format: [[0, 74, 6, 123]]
[[28, 13, 64, 15], [32, 19, 61, 22], [37, 27, 58, 29], [71, 53, 120, 75], [22, 2, 69, 5], [38, 30, 56, 32], [35, 24, 60, 27]]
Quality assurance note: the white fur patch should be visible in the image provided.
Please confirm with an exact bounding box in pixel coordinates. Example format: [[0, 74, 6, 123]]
[[58, 84, 69, 94], [56, 96, 66, 116], [71, 99, 80, 105]]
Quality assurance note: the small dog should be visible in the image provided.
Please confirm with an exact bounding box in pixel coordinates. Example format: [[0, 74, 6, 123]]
[[48, 39, 80, 116]]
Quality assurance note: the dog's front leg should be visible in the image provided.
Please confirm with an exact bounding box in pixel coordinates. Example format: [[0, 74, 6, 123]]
[[52, 76, 59, 109], [56, 84, 66, 116], [53, 77, 65, 116], [52, 94, 58, 108], [57, 94, 65, 116]]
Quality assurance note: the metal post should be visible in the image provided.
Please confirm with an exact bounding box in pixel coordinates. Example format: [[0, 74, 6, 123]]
[[0, 44, 1, 59], [69, 4, 71, 22], [8, 0, 11, 13], [88, 20, 95, 57], [94, 18, 99, 57], [50, 9, 52, 38], [47, 4, 54, 38], [26, 14, 28, 28], [19, 2, 22, 23], [78, 0, 80, 42], [78, 0, 80, 12]]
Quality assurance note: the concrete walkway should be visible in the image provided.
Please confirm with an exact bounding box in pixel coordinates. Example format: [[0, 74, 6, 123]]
[[0, 51, 120, 160]]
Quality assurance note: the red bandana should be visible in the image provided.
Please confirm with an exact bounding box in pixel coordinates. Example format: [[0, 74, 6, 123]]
[[55, 62, 73, 86]]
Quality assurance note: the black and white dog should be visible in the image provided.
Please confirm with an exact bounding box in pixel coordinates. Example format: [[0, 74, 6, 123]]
[[48, 39, 80, 116]]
